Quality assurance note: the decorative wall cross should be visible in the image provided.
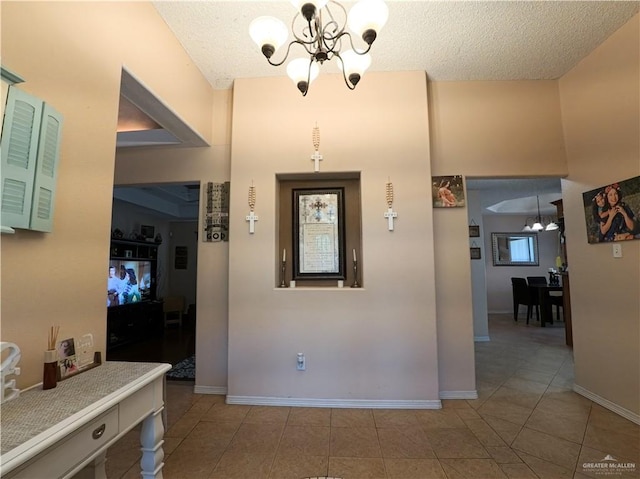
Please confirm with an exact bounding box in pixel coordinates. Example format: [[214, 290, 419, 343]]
[[311, 124, 323, 172], [311, 198, 327, 221], [246, 211, 258, 233], [246, 182, 258, 234], [384, 179, 398, 231]]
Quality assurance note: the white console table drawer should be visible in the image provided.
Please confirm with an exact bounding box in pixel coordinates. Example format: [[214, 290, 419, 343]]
[[1, 362, 171, 479], [7, 406, 118, 479]]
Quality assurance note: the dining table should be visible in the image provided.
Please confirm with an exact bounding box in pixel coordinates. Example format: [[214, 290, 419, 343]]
[[528, 284, 563, 327]]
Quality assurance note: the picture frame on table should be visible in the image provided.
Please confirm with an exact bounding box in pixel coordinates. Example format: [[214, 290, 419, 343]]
[[57, 334, 101, 381]]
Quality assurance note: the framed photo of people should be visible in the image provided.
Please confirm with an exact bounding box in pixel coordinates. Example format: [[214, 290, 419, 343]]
[[292, 188, 346, 280], [582, 175, 640, 244], [432, 175, 465, 208], [57, 337, 79, 379], [57, 334, 101, 380]]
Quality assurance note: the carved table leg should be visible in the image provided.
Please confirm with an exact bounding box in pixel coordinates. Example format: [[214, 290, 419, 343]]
[[140, 408, 165, 478]]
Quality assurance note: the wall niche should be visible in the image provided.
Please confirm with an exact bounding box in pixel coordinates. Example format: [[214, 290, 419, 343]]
[[277, 172, 362, 288]]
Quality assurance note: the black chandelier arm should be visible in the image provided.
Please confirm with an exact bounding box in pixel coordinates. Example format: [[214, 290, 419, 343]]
[[333, 52, 357, 90], [291, 12, 321, 48], [295, 57, 314, 97], [311, 0, 346, 44], [264, 39, 313, 67], [318, 15, 343, 43], [254, 0, 385, 95], [328, 30, 373, 56]]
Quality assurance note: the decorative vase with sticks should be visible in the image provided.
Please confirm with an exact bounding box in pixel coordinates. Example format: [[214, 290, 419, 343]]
[[43, 325, 59, 390]]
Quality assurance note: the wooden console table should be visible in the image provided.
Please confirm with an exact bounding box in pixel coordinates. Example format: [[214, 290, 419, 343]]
[[0, 361, 171, 478]]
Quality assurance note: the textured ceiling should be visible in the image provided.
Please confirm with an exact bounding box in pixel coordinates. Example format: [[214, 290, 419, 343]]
[[153, 1, 639, 90], [466, 178, 562, 215]]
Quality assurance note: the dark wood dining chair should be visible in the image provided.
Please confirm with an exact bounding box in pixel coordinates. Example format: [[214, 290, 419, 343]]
[[511, 277, 536, 324], [526, 276, 546, 323]]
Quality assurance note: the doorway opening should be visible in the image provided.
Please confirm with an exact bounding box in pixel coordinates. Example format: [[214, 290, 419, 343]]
[[465, 177, 565, 340], [106, 182, 199, 378]]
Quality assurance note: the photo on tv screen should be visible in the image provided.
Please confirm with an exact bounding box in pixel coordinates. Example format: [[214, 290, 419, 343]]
[[107, 260, 153, 307]]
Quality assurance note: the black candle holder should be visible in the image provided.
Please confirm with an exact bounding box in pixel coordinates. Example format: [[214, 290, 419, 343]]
[[279, 260, 288, 288], [351, 260, 360, 288]]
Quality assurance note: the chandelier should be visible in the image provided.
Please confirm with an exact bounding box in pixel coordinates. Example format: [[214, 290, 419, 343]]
[[522, 196, 559, 232], [249, 0, 389, 96]]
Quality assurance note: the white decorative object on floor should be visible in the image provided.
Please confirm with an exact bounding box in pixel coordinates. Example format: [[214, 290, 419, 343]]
[[1, 342, 21, 404]]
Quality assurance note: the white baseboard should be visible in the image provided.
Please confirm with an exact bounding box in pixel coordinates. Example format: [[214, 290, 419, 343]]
[[193, 385, 228, 395], [439, 390, 479, 400], [573, 384, 640, 425], [474, 336, 491, 342], [226, 395, 442, 409]]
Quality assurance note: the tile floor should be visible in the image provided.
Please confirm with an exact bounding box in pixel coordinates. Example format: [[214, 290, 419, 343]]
[[105, 314, 640, 478]]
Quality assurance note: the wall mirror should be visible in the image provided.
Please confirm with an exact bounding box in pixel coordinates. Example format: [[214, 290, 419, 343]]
[[491, 232, 539, 266]]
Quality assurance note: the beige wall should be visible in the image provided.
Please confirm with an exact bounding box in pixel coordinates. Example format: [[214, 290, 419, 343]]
[[115, 148, 231, 390], [227, 72, 440, 403], [428, 80, 568, 393], [118, 77, 573, 401], [429, 80, 567, 175], [467, 190, 489, 341], [559, 14, 640, 417], [0, 1, 212, 388], [115, 90, 232, 390]]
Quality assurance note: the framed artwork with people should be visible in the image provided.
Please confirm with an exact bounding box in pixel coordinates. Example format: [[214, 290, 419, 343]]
[[582, 175, 640, 244], [432, 175, 465, 208], [56, 335, 101, 380], [57, 337, 79, 378]]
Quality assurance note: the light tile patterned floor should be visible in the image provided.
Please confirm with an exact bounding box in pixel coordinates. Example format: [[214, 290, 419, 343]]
[[104, 314, 640, 478]]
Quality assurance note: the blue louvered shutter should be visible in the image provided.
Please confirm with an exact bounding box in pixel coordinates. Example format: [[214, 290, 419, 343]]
[[1, 87, 42, 229], [30, 103, 63, 232]]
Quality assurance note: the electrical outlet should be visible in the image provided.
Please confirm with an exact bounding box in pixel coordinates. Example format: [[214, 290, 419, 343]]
[[296, 353, 306, 371], [613, 244, 622, 258]]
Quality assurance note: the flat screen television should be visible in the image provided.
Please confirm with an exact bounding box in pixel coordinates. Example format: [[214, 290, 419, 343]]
[[107, 259, 155, 307]]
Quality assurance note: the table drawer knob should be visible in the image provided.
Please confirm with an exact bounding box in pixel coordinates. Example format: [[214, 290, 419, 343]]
[[92, 424, 106, 440]]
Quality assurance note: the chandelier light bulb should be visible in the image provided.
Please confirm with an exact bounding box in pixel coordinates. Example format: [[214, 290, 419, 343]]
[[290, 0, 329, 21], [249, 16, 289, 58], [531, 221, 544, 231], [348, 0, 389, 44], [287, 58, 319, 94], [289, 0, 329, 10], [337, 50, 371, 86], [545, 221, 559, 231]]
